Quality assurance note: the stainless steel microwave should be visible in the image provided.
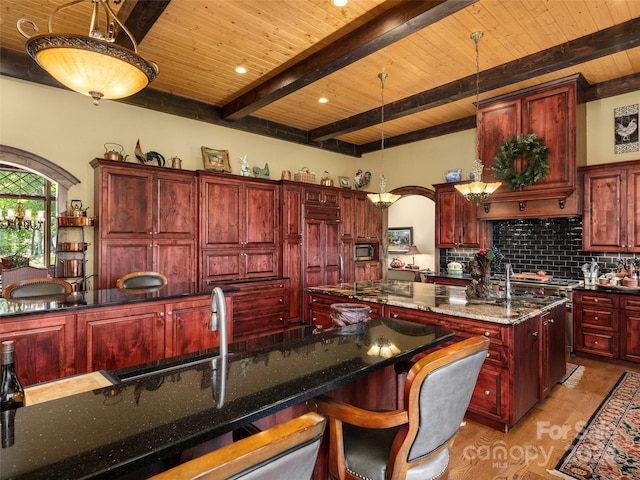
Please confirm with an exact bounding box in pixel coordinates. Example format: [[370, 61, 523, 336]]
[[355, 244, 374, 261]]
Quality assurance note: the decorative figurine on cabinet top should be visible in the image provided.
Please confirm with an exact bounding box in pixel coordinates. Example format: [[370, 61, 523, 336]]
[[239, 155, 251, 176], [253, 163, 270, 179]]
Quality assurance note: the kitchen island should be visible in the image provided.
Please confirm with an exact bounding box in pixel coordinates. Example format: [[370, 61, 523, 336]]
[[0, 317, 452, 479], [305, 280, 568, 431]]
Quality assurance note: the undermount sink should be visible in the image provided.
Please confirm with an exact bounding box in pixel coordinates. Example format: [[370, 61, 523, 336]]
[[109, 350, 232, 382]]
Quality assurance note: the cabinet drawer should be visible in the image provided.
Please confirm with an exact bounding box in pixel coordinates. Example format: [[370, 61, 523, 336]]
[[574, 291, 618, 308], [576, 305, 618, 331], [469, 367, 504, 419], [622, 295, 640, 312], [234, 312, 286, 337], [441, 317, 505, 345], [576, 328, 619, 357], [234, 291, 287, 314], [384, 306, 439, 325]]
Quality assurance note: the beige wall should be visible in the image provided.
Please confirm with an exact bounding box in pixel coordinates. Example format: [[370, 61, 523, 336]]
[[2, 77, 637, 204], [585, 91, 640, 165]]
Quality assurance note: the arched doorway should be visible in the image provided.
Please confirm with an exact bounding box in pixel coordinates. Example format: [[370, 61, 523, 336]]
[[386, 185, 436, 275]]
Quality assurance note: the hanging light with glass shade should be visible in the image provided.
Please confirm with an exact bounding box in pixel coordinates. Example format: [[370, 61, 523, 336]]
[[454, 32, 501, 204], [367, 72, 400, 209], [17, 0, 158, 106]]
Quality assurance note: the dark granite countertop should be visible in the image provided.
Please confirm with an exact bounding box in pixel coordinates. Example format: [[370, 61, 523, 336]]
[[0, 318, 452, 480], [574, 284, 640, 296], [0, 277, 283, 318], [307, 280, 568, 325]]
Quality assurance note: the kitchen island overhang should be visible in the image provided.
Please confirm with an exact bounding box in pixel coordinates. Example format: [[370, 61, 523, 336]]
[[0, 317, 453, 480]]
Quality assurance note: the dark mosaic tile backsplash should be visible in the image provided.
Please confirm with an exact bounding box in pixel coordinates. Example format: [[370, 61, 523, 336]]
[[439, 217, 637, 280]]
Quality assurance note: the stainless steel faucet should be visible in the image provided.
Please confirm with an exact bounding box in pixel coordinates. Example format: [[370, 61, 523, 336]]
[[208, 287, 228, 357], [505, 263, 513, 300]]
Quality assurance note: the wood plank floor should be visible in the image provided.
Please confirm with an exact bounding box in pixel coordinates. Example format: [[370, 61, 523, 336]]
[[449, 356, 639, 479]]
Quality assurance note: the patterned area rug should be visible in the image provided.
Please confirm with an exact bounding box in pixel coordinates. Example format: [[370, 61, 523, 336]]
[[550, 370, 640, 479]]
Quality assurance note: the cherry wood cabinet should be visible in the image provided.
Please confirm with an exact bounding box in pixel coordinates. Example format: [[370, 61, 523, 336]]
[[0, 313, 75, 386], [581, 160, 640, 252], [354, 192, 381, 243], [165, 295, 233, 358], [199, 173, 280, 286], [355, 260, 381, 281], [303, 186, 339, 207], [91, 159, 197, 294], [75, 302, 167, 373], [434, 181, 488, 248], [575, 290, 640, 364], [574, 290, 620, 359], [281, 183, 304, 324], [540, 304, 567, 399], [231, 279, 289, 340], [622, 295, 640, 363], [304, 213, 341, 288], [476, 74, 586, 219]]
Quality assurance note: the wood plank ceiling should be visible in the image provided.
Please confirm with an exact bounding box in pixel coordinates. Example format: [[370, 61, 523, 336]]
[[1, 0, 639, 157]]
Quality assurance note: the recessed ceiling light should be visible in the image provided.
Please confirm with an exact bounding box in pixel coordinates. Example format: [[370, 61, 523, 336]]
[[318, 97, 329, 104], [235, 65, 247, 74], [333, 0, 348, 7]]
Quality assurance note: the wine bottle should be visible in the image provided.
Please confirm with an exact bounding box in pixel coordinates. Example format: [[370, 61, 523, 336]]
[[1, 409, 16, 448], [1, 341, 25, 411]]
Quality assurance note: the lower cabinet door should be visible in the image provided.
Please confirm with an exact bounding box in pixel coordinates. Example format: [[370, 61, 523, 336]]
[[469, 366, 505, 420], [0, 313, 75, 386], [76, 303, 166, 372], [167, 296, 232, 357]]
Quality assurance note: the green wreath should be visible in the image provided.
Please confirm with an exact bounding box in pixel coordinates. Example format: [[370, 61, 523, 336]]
[[491, 134, 550, 190]]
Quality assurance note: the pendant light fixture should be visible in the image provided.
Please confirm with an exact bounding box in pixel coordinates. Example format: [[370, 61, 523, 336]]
[[367, 72, 400, 209], [454, 32, 501, 204], [17, 0, 158, 106]]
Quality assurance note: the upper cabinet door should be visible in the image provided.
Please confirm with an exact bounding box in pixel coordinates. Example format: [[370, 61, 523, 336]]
[[244, 182, 279, 248], [201, 177, 242, 248], [478, 99, 520, 185], [154, 172, 197, 238], [100, 167, 154, 237], [522, 84, 575, 190]]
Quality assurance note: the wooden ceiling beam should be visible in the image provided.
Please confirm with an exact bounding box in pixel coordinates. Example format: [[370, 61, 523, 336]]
[[220, 0, 476, 122], [311, 16, 640, 142], [116, 0, 172, 46]]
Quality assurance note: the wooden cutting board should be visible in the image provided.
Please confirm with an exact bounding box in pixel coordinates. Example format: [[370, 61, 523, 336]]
[[25, 371, 113, 406], [510, 272, 553, 282]]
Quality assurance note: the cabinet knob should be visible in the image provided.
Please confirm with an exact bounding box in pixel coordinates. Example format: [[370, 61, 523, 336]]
[[594, 316, 598, 320], [594, 298, 598, 302], [549, 318, 554, 324], [392, 314, 398, 318], [312, 298, 317, 302], [167, 311, 172, 316], [279, 298, 283, 303], [486, 352, 490, 358], [484, 390, 491, 396], [594, 341, 599, 345], [148, 232, 153, 235], [484, 331, 490, 337], [159, 312, 165, 317]]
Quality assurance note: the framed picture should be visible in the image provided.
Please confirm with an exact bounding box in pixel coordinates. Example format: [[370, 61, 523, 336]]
[[388, 227, 413, 252], [201, 146, 231, 172], [338, 176, 351, 189]]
